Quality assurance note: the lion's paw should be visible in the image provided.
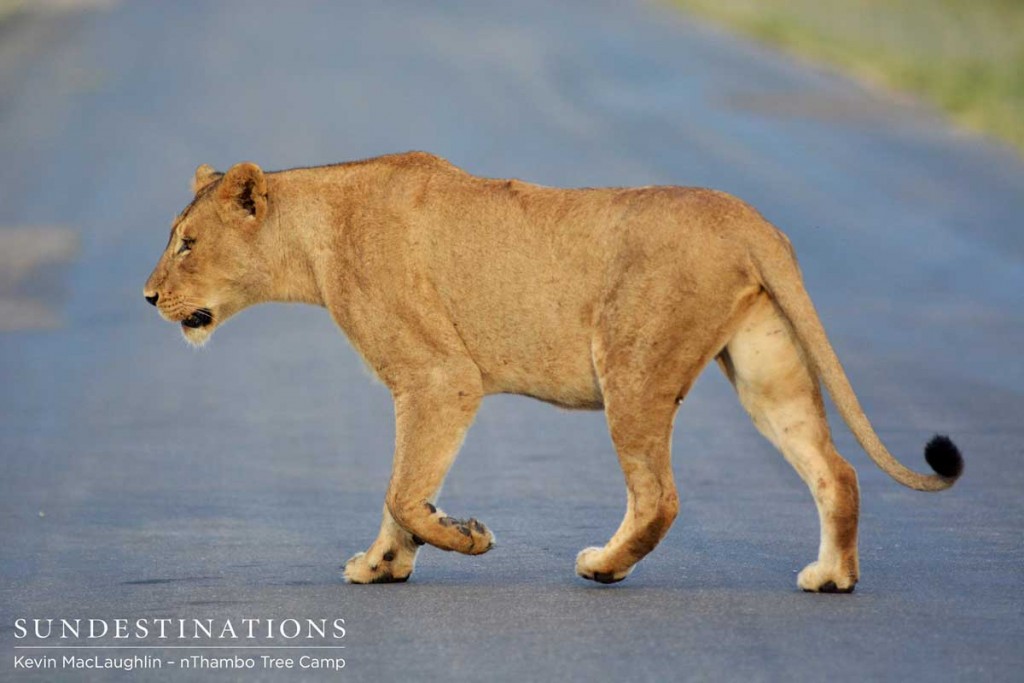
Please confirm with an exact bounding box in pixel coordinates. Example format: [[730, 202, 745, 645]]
[[420, 502, 496, 555], [797, 561, 857, 593], [575, 546, 632, 584], [343, 550, 413, 585]]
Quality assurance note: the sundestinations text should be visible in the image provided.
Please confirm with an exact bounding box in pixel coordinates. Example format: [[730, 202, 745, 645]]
[[14, 618, 346, 640]]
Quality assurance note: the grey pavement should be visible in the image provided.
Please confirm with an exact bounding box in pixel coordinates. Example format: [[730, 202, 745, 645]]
[[1, 1, 1022, 681]]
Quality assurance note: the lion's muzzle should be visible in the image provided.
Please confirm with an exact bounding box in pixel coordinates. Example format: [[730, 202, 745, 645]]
[[181, 308, 213, 329]]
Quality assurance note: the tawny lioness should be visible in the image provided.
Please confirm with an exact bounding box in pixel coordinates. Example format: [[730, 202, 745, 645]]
[[144, 152, 963, 590]]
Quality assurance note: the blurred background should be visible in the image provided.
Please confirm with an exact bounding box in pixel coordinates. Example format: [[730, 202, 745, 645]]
[[1, 1, 1021, 681], [676, 0, 1024, 153]]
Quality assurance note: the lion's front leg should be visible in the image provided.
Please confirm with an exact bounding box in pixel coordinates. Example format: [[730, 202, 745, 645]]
[[345, 366, 494, 584], [343, 506, 421, 584]]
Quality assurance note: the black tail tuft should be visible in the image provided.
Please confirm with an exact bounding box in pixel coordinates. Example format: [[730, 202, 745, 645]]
[[924, 435, 964, 480]]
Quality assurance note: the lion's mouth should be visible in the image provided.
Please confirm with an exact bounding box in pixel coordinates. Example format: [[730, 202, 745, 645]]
[[181, 308, 214, 329]]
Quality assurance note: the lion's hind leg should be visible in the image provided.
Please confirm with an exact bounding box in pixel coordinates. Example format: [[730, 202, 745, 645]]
[[719, 293, 860, 592]]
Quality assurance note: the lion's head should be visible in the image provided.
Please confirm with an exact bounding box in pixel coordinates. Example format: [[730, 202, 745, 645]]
[[143, 162, 270, 346]]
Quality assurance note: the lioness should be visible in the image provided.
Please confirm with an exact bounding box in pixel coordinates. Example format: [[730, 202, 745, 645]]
[[144, 152, 962, 591]]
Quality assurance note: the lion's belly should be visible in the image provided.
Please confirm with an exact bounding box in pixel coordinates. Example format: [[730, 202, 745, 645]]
[[426, 192, 612, 409], [476, 334, 603, 410], [446, 285, 604, 410]]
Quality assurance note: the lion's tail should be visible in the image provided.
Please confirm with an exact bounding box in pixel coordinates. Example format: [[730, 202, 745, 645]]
[[749, 230, 963, 492]]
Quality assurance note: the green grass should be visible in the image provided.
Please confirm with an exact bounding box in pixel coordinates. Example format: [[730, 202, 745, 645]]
[[674, 0, 1024, 153]]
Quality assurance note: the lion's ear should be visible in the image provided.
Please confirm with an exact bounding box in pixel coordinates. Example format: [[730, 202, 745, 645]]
[[216, 162, 268, 225], [192, 164, 222, 194]]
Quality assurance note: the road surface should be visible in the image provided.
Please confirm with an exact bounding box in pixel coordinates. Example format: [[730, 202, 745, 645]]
[[1, 1, 1022, 681]]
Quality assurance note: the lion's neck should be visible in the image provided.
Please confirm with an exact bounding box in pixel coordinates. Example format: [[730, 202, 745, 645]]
[[258, 177, 328, 307]]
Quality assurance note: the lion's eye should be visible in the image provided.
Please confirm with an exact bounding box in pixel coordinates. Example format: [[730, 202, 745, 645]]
[[177, 238, 195, 255]]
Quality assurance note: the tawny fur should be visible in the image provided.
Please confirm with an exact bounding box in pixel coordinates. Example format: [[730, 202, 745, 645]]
[[144, 152, 961, 591]]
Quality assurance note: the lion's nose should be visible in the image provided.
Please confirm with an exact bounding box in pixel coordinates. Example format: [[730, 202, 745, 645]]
[[144, 293, 159, 306]]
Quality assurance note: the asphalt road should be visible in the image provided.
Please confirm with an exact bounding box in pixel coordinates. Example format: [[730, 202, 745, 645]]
[[1, 1, 1022, 681]]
